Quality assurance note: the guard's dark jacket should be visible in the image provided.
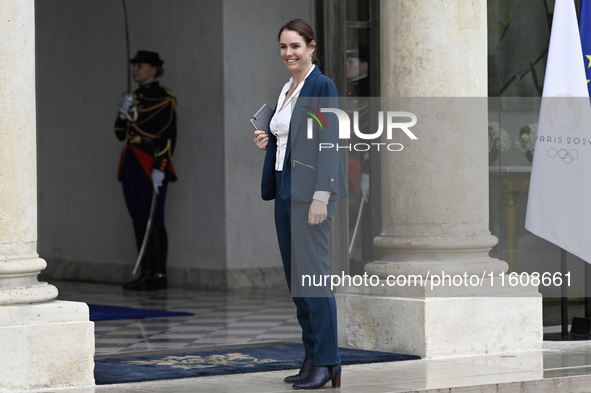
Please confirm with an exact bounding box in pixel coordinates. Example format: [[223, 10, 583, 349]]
[[115, 81, 177, 182]]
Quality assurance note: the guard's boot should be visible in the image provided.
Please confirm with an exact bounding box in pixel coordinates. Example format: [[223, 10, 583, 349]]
[[123, 227, 156, 290], [149, 226, 168, 290], [125, 227, 167, 291]]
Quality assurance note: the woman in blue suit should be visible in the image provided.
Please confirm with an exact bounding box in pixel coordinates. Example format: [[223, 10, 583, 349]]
[[254, 19, 347, 390]]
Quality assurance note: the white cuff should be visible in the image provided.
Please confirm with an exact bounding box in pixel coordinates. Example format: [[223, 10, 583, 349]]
[[312, 191, 331, 205]]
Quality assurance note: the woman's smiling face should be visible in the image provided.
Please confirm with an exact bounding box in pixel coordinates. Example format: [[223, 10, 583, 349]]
[[279, 29, 315, 75]]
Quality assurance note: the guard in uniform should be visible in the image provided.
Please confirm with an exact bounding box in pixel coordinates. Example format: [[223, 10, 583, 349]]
[[346, 45, 373, 262], [115, 50, 177, 291]]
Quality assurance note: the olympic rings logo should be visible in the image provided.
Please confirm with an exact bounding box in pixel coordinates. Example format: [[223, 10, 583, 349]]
[[547, 148, 579, 164]]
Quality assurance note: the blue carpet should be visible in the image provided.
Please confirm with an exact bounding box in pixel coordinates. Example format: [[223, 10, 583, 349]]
[[95, 344, 421, 384], [88, 304, 194, 321]]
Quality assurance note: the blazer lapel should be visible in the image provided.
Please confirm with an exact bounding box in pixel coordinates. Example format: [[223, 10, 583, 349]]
[[285, 67, 321, 162]]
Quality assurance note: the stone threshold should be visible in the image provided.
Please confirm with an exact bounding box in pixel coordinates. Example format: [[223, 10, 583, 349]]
[[398, 374, 591, 392]]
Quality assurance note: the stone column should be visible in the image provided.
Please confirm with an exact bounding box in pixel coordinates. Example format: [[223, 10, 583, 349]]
[[0, 1, 94, 390], [336, 0, 542, 358]]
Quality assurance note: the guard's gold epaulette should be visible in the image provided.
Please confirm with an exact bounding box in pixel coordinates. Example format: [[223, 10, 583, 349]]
[[163, 86, 176, 98]]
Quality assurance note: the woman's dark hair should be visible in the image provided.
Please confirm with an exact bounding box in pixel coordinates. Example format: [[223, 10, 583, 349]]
[[278, 19, 319, 65]]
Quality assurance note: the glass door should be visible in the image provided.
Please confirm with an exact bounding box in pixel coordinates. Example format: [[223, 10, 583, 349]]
[[318, 0, 381, 276]]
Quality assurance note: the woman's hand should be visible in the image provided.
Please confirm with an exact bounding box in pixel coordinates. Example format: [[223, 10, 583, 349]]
[[308, 199, 328, 225], [254, 130, 268, 151]]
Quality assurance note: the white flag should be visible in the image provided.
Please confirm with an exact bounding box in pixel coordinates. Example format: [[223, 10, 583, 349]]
[[525, 0, 591, 263]]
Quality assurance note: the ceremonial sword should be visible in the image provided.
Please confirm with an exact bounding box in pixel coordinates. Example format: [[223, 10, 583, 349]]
[[349, 198, 365, 254], [122, 0, 131, 93], [133, 191, 159, 276], [122, 0, 158, 276]]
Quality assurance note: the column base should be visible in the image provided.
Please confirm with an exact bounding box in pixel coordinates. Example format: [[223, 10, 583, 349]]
[[336, 284, 543, 358], [0, 282, 58, 305], [0, 300, 95, 391]]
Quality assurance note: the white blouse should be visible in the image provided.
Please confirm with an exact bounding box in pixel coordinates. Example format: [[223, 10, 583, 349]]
[[270, 65, 330, 204], [270, 65, 315, 171]]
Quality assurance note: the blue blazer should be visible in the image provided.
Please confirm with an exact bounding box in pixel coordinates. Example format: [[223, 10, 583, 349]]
[[261, 67, 348, 203]]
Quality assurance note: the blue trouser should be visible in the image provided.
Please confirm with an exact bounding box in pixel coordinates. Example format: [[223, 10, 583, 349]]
[[120, 149, 167, 228], [274, 171, 341, 367]]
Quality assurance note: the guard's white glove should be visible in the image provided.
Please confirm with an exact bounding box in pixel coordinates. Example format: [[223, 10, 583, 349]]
[[360, 173, 370, 202], [152, 169, 165, 194], [119, 94, 137, 121]]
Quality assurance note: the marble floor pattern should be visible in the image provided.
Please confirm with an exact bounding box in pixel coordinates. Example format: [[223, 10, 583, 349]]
[[28, 281, 591, 392], [54, 281, 301, 357]]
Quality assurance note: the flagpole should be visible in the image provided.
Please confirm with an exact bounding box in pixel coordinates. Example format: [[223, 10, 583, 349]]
[[542, 249, 570, 341], [529, 0, 591, 342], [566, 0, 591, 339], [586, 264, 591, 317], [581, 0, 591, 329], [560, 249, 568, 338], [544, 249, 591, 341], [570, 258, 591, 336]]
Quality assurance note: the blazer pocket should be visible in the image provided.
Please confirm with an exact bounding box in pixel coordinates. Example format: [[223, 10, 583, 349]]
[[291, 159, 318, 202], [292, 159, 317, 171]]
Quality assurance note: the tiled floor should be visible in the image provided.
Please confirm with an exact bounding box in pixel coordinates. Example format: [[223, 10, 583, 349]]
[[55, 281, 301, 357], [26, 281, 591, 392]]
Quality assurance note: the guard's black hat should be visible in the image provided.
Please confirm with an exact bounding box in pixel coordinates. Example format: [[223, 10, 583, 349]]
[[130, 50, 164, 66]]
